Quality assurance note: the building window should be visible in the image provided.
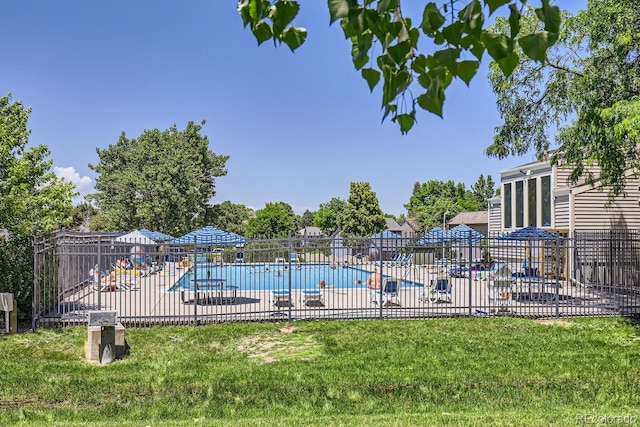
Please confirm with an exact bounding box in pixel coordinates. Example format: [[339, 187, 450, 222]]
[[504, 183, 512, 228], [528, 178, 537, 226], [515, 181, 524, 227], [541, 175, 551, 227]]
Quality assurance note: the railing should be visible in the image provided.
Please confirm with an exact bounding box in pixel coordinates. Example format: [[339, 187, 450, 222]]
[[32, 230, 640, 328]]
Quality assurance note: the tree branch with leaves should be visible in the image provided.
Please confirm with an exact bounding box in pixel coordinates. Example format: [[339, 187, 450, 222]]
[[238, 0, 561, 133]]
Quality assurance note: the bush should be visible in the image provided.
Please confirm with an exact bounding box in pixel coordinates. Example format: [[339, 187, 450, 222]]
[[0, 234, 33, 319]]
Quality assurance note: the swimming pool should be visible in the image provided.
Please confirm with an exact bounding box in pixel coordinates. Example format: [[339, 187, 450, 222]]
[[172, 263, 420, 291]]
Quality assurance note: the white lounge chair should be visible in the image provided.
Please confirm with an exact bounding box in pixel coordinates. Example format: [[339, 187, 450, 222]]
[[301, 289, 324, 307], [271, 290, 292, 309], [369, 278, 401, 307]]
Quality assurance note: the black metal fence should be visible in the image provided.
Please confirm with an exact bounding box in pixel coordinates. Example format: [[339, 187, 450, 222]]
[[32, 230, 640, 328]]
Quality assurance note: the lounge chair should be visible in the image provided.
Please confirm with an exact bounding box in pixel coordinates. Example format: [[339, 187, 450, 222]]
[[290, 252, 300, 264], [234, 251, 245, 263], [384, 253, 400, 264], [271, 290, 292, 309], [90, 266, 135, 292], [400, 253, 413, 266], [301, 289, 324, 307], [425, 278, 452, 303], [391, 253, 406, 266], [369, 277, 401, 307]]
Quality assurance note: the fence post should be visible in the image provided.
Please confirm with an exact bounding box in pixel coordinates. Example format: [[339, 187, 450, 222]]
[[193, 236, 198, 325], [378, 233, 383, 317], [97, 238, 102, 311], [468, 231, 473, 317], [555, 234, 560, 318], [288, 231, 292, 321]]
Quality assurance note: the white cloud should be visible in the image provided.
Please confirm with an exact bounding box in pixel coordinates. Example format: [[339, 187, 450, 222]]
[[54, 166, 93, 192]]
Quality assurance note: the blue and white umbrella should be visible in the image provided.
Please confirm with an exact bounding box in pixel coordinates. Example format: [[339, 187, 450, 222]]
[[139, 228, 175, 243], [447, 224, 485, 243], [417, 226, 446, 245], [497, 225, 561, 241], [170, 225, 246, 246]]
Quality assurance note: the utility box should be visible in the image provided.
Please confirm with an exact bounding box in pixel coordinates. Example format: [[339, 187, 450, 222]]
[[86, 311, 125, 364], [0, 292, 17, 334]]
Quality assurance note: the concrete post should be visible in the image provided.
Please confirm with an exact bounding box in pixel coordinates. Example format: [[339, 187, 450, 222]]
[[86, 311, 124, 365], [0, 293, 17, 334]]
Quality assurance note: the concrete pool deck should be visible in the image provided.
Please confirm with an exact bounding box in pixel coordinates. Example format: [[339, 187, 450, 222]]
[[48, 262, 635, 325]]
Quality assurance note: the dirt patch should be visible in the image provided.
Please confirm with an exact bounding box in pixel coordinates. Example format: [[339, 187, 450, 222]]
[[236, 325, 322, 364], [536, 319, 574, 327]]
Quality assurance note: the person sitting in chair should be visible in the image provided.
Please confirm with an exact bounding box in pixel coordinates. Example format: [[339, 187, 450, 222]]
[[366, 268, 382, 290]]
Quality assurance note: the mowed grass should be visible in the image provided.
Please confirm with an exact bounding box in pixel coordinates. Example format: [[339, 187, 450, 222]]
[[0, 317, 639, 426]]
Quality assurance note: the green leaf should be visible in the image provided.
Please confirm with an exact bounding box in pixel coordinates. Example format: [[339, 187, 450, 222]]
[[249, 0, 268, 22], [376, 0, 397, 14], [281, 27, 307, 52], [387, 41, 411, 65], [361, 68, 381, 91], [481, 32, 514, 61], [347, 7, 366, 34], [470, 42, 484, 60], [270, 0, 300, 37], [434, 48, 460, 74], [252, 21, 273, 45], [328, 0, 356, 24], [535, 0, 561, 33], [456, 60, 479, 85], [420, 2, 445, 35], [518, 31, 557, 62], [485, 0, 510, 15], [508, 3, 521, 39], [352, 33, 373, 69], [442, 22, 464, 45], [417, 76, 445, 117], [394, 113, 415, 134], [237, 0, 252, 27], [496, 51, 519, 77], [462, 0, 483, 38]]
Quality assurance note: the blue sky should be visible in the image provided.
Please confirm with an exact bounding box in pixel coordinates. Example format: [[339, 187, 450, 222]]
[[1, 1, 586, 216]]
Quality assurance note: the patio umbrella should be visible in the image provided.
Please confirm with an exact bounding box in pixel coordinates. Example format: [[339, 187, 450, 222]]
[[496, 225, 561, 241], [497, 226, 562, 276], [417, 226, 446, 245], [170, 225, 246, 246], [447, 224, 485, 243], [139, 228, 174, 243]]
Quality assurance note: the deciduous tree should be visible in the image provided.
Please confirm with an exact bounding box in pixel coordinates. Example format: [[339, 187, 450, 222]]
[[314, 197, 347, 236], [0, 94, 77, 315], [487, 0, 640, 197], [246, 201, 297, 237], [89, 121, 228, 235], [0, 94, 76, 235], [206, 201, 253, 236]]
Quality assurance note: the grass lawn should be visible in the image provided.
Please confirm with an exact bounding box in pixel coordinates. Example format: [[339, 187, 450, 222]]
[[0, 317, 639, 426]]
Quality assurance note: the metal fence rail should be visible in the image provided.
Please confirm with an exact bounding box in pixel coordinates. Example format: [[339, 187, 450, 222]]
[[32, 230, 640, 328]]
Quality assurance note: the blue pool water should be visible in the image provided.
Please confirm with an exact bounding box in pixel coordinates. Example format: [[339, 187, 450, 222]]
[[172, 263, 419, 291]]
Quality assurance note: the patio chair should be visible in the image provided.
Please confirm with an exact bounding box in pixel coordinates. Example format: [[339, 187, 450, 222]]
[[391, 253, 406, 266], [290, 252, 300, 264], [91, 266, 135, 292], [400, 253, 413, 267], [426, 278, 452, 303], [383, 253, 400, 264], [301, 289, 324, 307], [271, 290, 293, 309], [369, 277, 401, 307], [234, 251, 245, 263]]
